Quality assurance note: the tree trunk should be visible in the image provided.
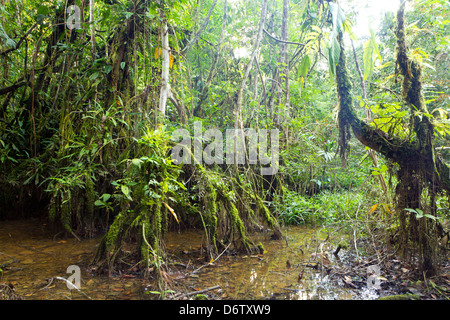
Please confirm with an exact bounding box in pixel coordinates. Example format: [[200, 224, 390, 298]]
[[233, 0, 268, 167], [159, 21, 170, 117], [334, 1, 447, 276]]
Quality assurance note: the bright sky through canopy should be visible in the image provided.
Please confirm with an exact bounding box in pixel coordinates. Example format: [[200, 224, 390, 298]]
[[343, 0, 401, 39]]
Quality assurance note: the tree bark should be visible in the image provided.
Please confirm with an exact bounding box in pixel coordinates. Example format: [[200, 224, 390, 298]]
[[233, 0, 268, 166], [90, 0, 95, 57], [281, 0, 290, 119], [334, 1, 446, 276], [159, 21, 170, 117]]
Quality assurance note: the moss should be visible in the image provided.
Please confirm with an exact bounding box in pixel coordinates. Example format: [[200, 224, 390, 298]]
[[338, 240, 349, 250], [223, 194, 254, 251], [334, 240, 349, 256], [255, 195, 282, 239], [49, 197, 58, 222], [194, 294, 208, 300], [203, 177, 218, 254], [257, 242, 265, 254], [105, 211, 125, 257], [152, 201, 163, 252]]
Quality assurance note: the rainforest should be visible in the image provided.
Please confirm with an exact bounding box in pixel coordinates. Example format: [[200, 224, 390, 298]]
[[0, 0, 449, 301]]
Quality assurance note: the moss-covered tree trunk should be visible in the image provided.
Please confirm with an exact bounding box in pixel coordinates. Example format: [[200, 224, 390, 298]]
[[334, 1, 448, 277]]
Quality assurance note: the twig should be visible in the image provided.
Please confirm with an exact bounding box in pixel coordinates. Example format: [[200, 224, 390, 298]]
[[188, 242, 232, 275], [54, 277, 92, 300], [174, 285, 221, 300]]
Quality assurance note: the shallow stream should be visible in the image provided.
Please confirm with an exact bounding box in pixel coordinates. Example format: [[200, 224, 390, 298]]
[[0, 219, 377, 300]]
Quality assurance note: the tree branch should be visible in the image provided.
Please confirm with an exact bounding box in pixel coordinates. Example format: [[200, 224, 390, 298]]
[[263, 28, 305, 46], [0, 80, 27, 95], [0, 23, 37, 56], [182, 0, 218, 55]]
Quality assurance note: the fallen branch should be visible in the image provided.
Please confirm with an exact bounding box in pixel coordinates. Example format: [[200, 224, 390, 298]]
[[54, 277, 92, 300], [188, 242, 231, 275], [174, 285, 221, 300]]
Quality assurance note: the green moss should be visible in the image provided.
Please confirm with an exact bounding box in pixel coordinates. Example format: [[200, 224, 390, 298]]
[[194, 294, 208, 300], [105, 211, 125, 256], [257, 242, 265, 254], [223, 194, 254, 251], [256, 195, 282, 239], [338, 240, 349, 250], [152, 201, 162, 251], [49, 197, 58, 222], [203, 177, 218, 253], [256, 195, 278, 228]]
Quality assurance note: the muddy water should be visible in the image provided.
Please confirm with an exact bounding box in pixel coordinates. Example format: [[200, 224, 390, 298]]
[[0, 219, 145, 300], [164, 227, 362, 300], [0, 219, 373, 300]]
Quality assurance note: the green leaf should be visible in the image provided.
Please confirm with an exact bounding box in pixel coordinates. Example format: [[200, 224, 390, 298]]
[[104, 65, 113, 74], [121, 185, 132, 200], [101, 193, 111, 202], [37, 5, 50, 16], [328, 35, 340, 76], [131, 158, 143, 169], [363, 29, 382, 81], [298, 55, 311, 78], [343, 19, 357, 41], [89, 72, 99, 81], [5, 38, 16, 49], [329, 2, 346, 35]]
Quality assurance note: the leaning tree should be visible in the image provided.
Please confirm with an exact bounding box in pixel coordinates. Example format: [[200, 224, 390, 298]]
[[332, 0, 449, 276]]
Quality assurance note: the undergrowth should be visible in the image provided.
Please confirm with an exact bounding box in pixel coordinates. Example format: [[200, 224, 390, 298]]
[[273, 188, 368, 226]]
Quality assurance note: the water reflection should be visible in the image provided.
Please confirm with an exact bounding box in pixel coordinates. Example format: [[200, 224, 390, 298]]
[[167, 225, 357, 300], [0, 219, 364, 300]]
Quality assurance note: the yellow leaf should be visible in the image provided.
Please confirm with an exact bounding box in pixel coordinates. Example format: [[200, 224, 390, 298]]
[[368, 204, 378, 214], [154, 47, 162, 59], [169, 53, 174, 69], [163, 201, 179, 223], [383, 204, 393, 215]]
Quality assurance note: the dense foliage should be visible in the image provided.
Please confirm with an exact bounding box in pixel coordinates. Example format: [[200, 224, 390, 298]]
[[0, 0, 449, 281]]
